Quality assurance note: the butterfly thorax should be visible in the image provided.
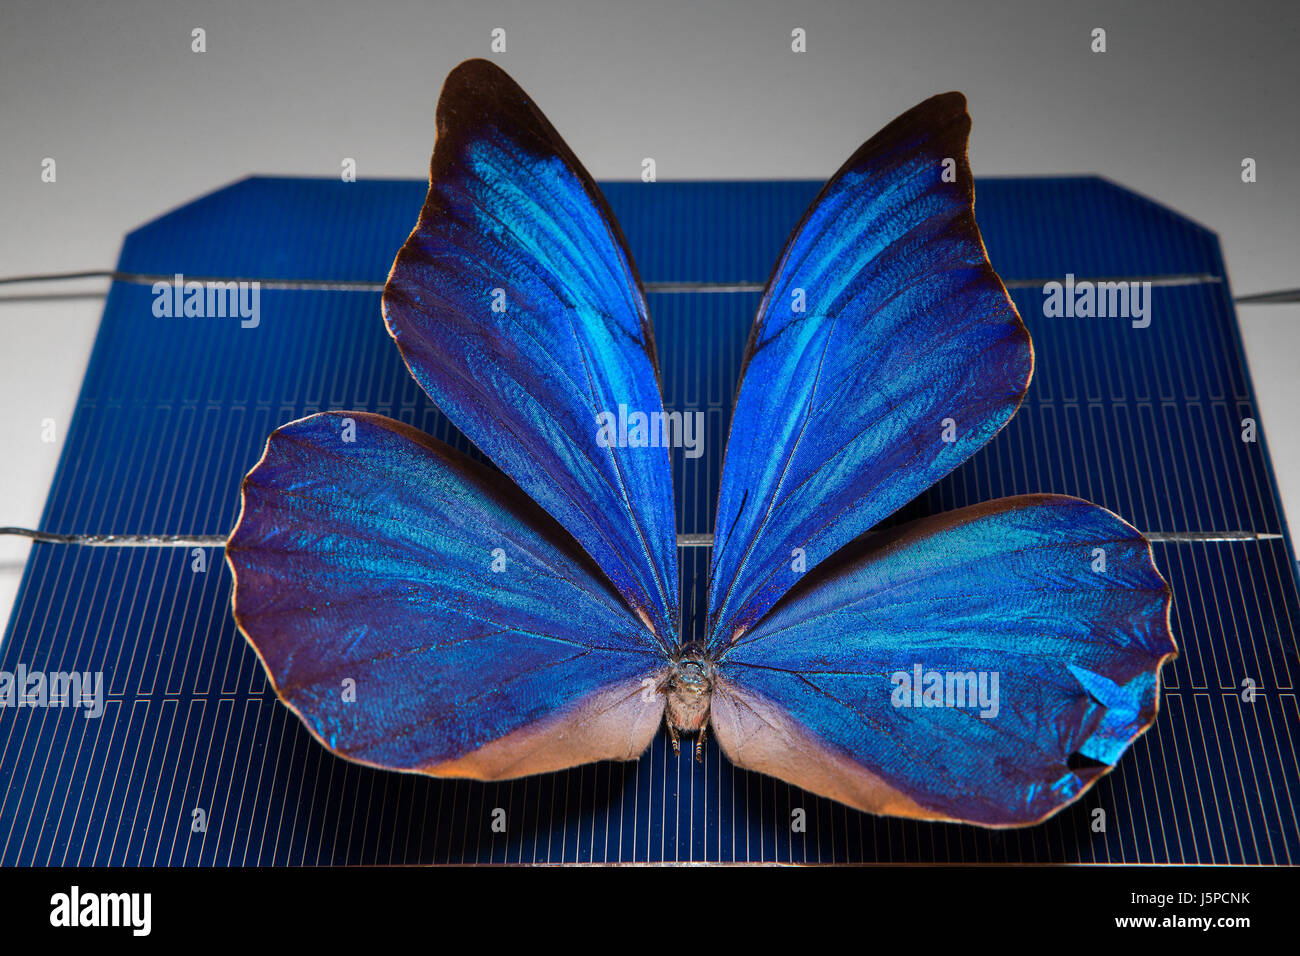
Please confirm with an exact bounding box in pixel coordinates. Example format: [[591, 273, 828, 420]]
[[665, 651, 713, 759]]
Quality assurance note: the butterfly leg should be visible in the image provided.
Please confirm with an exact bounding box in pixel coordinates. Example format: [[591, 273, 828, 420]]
[[694, 718, 709, 762]]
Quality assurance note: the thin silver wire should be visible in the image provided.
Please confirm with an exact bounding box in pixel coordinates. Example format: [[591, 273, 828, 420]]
[[3, 267, 1297, 303], [0, 526, 1283, 548]]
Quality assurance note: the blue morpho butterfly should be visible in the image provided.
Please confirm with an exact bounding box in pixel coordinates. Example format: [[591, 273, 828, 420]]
[[226, 59, 1177, 827]]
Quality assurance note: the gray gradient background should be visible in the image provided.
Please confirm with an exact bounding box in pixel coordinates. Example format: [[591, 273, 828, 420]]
[[1, 0, 1297, 629]]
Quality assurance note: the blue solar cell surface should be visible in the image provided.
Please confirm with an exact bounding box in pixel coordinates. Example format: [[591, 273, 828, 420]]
[[1, 175, 1297, 864]]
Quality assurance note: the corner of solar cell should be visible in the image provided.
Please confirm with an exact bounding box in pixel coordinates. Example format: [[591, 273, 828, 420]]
[[121, 174, 272, 244], [1084, 174, 1221, 243]]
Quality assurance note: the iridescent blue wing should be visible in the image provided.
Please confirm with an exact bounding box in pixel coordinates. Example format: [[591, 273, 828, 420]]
[[709, 496, 1176, 827], [383, 59, 679, 646], [226, 413, 668, 778], [706, 92, 1032, 649]]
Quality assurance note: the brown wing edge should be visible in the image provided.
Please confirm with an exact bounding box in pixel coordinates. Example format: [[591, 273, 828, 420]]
[[381, 57, 663, 385], [429, 674, 669, 781], [735, 90, 1034, 408]]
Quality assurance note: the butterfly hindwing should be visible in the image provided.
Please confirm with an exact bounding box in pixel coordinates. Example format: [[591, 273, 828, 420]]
[[226, 412, 667, 779], [707, 92, 1032, 649], [709, 495, 1176, 827], [383, 58, 680, 646]]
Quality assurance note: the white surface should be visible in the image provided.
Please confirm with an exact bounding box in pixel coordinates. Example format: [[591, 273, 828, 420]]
[[2, 0, 1298, 635]]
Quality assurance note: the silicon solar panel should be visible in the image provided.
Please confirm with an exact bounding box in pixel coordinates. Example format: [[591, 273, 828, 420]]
[[0, 175, 1297, 864]]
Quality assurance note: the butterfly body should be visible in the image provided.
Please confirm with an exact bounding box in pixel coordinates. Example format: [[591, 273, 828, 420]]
[[226, 59, 1176, 829], [664, 650, 713, 758]]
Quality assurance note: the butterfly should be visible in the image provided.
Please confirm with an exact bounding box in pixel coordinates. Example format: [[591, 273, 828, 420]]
[[225, 58, 1177, 828]]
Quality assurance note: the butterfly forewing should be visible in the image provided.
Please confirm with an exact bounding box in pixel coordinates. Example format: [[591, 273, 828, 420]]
[[706, 92, 1033, 649], [383, 59, 680, 647]]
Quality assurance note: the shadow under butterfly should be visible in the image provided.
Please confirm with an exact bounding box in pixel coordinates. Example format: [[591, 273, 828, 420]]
[[225, 59, 1177, 828]]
